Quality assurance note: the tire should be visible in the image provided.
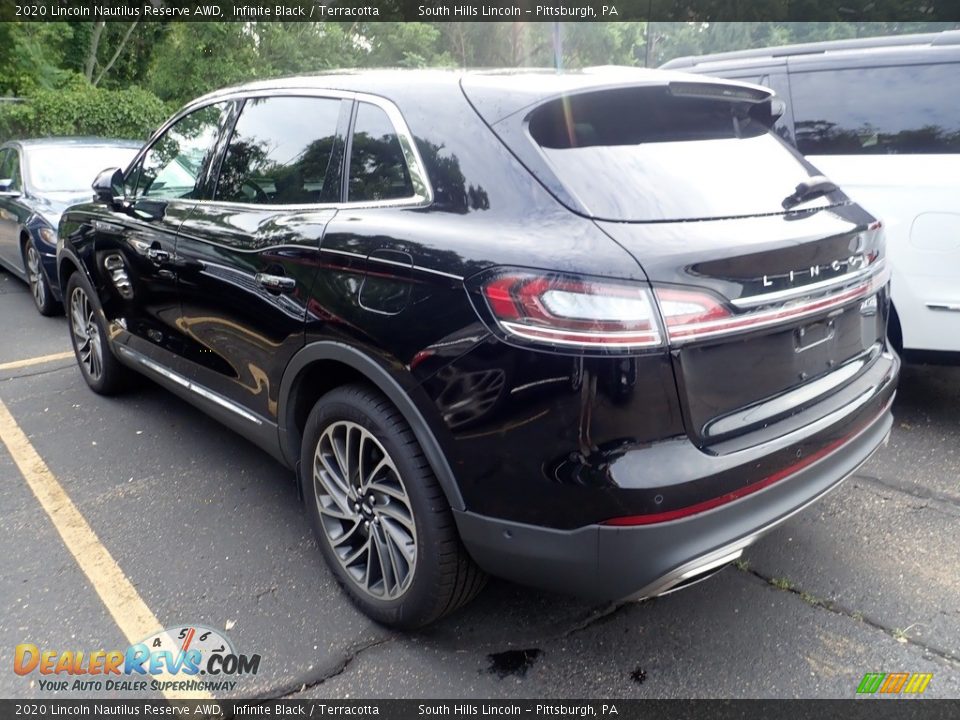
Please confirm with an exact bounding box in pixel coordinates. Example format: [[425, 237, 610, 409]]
[[24, 238, 60, 316], [301, 384, 486, 628], [65, 272, 130, 395]]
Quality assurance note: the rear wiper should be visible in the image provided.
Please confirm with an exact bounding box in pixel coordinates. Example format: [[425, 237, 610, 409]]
[[781, 175, 838, 210]]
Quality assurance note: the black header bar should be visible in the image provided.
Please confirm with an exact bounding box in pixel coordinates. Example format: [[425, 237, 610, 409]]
[[5, 0, 960, 23], [1, 699, 959, 719]]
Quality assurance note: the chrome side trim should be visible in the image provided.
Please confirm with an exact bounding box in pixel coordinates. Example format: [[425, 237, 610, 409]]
[[115, 345, 263, 426], [732, 259, 883, 309], [926, 302, 960, 313]]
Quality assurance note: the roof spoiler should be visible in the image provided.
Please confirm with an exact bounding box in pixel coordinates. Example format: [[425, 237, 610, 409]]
[[668, 80, 772, 103], [668, 81, 784, 128]]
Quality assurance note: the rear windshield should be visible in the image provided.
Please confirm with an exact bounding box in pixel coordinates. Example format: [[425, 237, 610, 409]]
[[528, 87, 828, 222]]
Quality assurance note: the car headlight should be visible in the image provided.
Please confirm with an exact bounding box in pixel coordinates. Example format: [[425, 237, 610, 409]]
[[37, 227, 57, 246]]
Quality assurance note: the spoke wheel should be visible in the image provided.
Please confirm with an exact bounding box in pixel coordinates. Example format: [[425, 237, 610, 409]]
[[313, 420, 418, 600], [62, 272, 134, 395], [26, 244, 46, 310], [24, 239, 58, 316], [69, 285, 104, 382], [302, 384, 487, 628]]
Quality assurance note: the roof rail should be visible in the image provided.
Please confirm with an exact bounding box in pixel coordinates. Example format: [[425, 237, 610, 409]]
[[661, 30, 960, 69]]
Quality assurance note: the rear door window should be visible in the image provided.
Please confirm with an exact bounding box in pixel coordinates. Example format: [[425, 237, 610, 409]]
[[790, 63, 960, 155], [214, 96, 343, 205], [527, 86, 824, 222], [347, 102, 414, 203]]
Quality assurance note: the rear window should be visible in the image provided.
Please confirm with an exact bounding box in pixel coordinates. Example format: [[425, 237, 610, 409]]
[[527, 87, 826, 222]]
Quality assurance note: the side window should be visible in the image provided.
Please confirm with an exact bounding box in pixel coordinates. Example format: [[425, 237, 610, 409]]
[[0, 149, 22, 189], [131, 103, 228, 200], [791, 63, 960, 155], [214, 96, 342, 205], [348, 102, 414, 203]]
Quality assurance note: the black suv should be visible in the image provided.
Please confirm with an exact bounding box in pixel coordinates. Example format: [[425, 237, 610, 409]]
[[58, 70, 898, 628]]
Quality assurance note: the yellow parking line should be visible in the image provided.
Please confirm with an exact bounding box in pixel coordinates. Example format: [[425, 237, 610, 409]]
[[0, 350, 75, 372], [0, 398, 210, 701]]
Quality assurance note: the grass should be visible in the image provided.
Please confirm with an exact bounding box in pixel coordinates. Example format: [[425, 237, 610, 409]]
[[771, 576, 794, 591]]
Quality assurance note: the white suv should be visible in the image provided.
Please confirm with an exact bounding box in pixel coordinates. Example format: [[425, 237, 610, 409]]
[[664, 31, 960, 360]]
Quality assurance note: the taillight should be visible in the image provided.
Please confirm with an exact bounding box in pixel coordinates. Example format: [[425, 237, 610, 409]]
[[654, 259, 889, 345], [478, 271, 661, 350], [471, 254, 889, 352]]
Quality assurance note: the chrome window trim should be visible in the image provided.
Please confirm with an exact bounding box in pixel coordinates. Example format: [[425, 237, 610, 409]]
[[185, 88, 433, 212]]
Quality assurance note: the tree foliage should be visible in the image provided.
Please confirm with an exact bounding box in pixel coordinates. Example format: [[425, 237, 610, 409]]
[[0, 74, 170, 141], [0, 19, 957, 141]]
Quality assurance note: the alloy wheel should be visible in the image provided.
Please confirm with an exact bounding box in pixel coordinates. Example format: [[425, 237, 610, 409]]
[[26, 245, 45, 310], [70, 286, 103, 381], [313, 420, 418, 600]]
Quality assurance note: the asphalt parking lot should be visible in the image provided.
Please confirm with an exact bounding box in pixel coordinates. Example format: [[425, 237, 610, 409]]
[[2, 265, 958, 700]]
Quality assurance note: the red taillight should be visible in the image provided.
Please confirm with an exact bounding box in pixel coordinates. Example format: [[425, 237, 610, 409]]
[[474, 255, 888, 351], [480, 272, 662, 350]]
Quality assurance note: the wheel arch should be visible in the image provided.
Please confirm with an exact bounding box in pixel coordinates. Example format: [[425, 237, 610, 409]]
[[57, 253, 83, 297], [278, 342, 465, 511]]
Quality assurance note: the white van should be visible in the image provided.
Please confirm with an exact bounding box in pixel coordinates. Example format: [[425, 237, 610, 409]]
[[663, 31, 960, 360]]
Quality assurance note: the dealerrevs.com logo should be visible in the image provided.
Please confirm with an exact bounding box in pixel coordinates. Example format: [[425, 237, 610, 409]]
[[14, 625, 261, 694]]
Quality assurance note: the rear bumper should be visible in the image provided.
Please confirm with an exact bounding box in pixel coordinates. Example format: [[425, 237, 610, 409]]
[[454, 352, 896, 601]]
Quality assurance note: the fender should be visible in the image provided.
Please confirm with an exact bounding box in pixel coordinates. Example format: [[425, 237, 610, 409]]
[[57, 210, 104, 299], [278, 341, 466, 511]]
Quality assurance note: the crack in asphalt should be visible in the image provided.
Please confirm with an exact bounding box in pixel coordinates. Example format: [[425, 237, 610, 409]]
[[1, 364, 75, 382], [267, 636, 396, 699], [744, 568, 960, 669], [268, 601, 631, 698], [555, 601, 631, 639], [853, 473, 960, 511]]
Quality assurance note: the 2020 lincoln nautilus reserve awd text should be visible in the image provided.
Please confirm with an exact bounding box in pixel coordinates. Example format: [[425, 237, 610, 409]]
[[57, 69, 899, 628]]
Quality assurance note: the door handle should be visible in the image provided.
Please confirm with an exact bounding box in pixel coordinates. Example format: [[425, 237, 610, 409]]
[[255, 272, 296, 294], [146, 247, 170, 265]]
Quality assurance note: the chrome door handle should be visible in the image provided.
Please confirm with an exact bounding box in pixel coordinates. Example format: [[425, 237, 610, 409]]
[[146, 247, 170, 264], [255, 273, 296, 293]]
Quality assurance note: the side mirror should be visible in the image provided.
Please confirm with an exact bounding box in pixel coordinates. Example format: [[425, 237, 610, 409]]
[[749, 97, 787, 129], [92, 168, 125, 206], [0, 178, 20, 197], [770, 98, 787, 122]]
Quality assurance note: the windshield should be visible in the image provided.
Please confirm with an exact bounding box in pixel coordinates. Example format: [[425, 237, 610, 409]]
[[527, 87, 831, 222], [26, 145, 139, 193]]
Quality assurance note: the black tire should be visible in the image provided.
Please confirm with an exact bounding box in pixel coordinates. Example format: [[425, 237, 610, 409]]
[[301, 384, 486, 629], [24, 238, 60, 316], [65, 272, 130, 395]]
